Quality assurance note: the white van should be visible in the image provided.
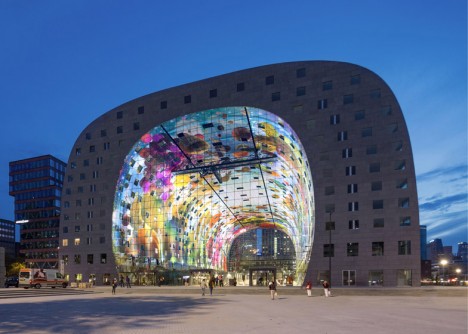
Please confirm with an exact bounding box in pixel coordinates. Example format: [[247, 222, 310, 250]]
[[19, 269, 68, 289]]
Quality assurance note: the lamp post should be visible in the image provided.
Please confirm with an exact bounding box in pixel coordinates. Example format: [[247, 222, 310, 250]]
[[326, 210, 335, 288], [440, 259, 448, 286]]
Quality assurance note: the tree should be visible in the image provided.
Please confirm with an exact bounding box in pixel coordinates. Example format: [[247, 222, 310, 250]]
[[6, 261, 25, 277]]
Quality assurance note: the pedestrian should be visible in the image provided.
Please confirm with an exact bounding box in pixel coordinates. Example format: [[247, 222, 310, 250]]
[[268, 280, 277, 300], [209, 276, 215, 295], [306, 281, 312, 297], [119, 275, 124, 288], [322, 280, 331, 297], [112, 278, 117, 295], [126, 275, 131, 288], [200, 279, 207, 296]]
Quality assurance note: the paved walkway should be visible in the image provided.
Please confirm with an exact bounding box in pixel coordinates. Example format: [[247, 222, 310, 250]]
[[0, 287, 466, 334]]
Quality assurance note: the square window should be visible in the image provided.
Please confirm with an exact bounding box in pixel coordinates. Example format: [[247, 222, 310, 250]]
[[265, 75, 274, 85], [355, 110, 365, 120], [63, 227, 68, 233], [349, 219, 359, 229], [271, 92, 281, 101], [346, 166, 356, 176], [342, 148, 352, 158], [87, 254, 93, 264], [138, 106, 144, 114], [322, 80, 333, 91], [330, 114, 340, 125], [317, 99, 328, 109], [400, 216, 411, 226], [117, 111, 123, 119], [236, 82, 245, 92], [117, 126, 123, 134], [209, 89, 217, 98], [62, 239, 68, 247], [100, 130, 107, 137], [398, 240, 411, 255], [324, 186, 335, 196], [74, 238, 80, 246], [296, 86, 306, 96], [325, 204, 335, 214], [351, 74, 361, 85], [371, 181, 382, 191], [184, 95, 191, 104], [160, 101, 167, 109], [338, 131, 348, 141], [89, 145, 95, 153], [296, 68, 306, 78], [372, 242, 384, 256], [381, 106, 392, 116], [75, 148, 81, 156], [347, 243, 359, 256], [395, 160, 406, 171], [348, 202, 359, 211], [323, 244, 334, 257], [373, 200, 384, 209], [99, 236, 106, 244], [362, 127, 373, 137], [74, 254, 81, 264], [75, 225, 80, 232], [133, 122, 140, 131], [399, 198, 410, 208], [396, 179, 408, 189], [343, 94, 354, 104], [347, 184, 358, 194], [101, 253, 107, 264], [370, 89, 381, 99], [85, 133, 91, 140], [373, 218, 384, 228], [83, 160, 89, 167], [369, 162, 380, 173], [366, 145, 377, 155]]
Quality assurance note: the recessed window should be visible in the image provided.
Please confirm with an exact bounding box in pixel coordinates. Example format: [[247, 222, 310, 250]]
[[348, 202, 359, 211], [347, 243, 359, 256], [100, 130, 107, 137], [396, 179, 408, 189], [372, 242, 384, 256], [138, 106, 144, 114], [347, 184, 358, 194], [89, 145, 95, 153], [399, 198, 410, 208], [373, 200, 384, 209], [77, 186, 83, 193], [366, 145, 377, 155], [325, 204, 335, 214], [184, 95, 191, 104], [381, 106, 392, 116], [160, 101, 167, 109], [373, 218, 384, 228], [236, 82, 245, 92], [75, 225, 80, 232], [296, 86, 306, 96], [346, 166, 356, 176], [117, 111, 123, 119], [369, 162, 380, 173], [117, 126, 123, 134], [371, 181, 382, 191], [322, 80, 333, 91], [209, 89, 217, 98], [85, 133, 91, 140], [74, 254, 81, 264], [75, 148, 81, 156], [350, 74, 361, 85], [388, 123, 398, 133], [62, 239, 68, 246], [76, 200, 82, 207], [79, 173, 85, 180], [74, 238, 80, 246], [87, 254, 93, 264], [400, 216, 411, 226], [318, 99, 328, 109], [323, 244, 334, 257], [342, 148, 352, 158], [355, 110, 365, 120], [83, 160, 89, 167], [393, 141, 403, 152], [343, 94, 354, 104], [338, 131, 348, 141], [370, 89, 381, 99], [395, 160, 406, 171], [324, 186, 335, 196], [99, 236, 106, 244], [104, 142, 110, 150], [133, 122, 140, 131], [398, 240, 411, 255], [349, 219, 359, 229], [330, 114, 340, 125], [271, 92, 281, 101], [101, 253, 107, 264], [296, 68, 306, 78], [265, 75, 274, 85], [362, 127, 373, 137]]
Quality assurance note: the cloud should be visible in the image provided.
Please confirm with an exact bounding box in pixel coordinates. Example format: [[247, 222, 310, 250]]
[[419, 192, 467, 212], [417, 164, 467, 183]]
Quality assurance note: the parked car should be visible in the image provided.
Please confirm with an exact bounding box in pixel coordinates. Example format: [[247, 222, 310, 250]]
[[4, 276, 19, 288]]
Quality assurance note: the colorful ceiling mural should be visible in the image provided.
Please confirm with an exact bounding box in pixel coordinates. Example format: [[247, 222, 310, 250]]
[[112, 106, 315, 282]]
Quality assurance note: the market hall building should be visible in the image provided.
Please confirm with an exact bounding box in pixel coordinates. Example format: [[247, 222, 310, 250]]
[[59, 61, 421, 287]]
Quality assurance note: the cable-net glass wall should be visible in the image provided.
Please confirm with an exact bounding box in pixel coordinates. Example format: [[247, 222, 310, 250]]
[[112, 106, 314, 286]]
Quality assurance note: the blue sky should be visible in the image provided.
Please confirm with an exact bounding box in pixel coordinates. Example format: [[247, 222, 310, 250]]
[[0, 0, 466, 250]]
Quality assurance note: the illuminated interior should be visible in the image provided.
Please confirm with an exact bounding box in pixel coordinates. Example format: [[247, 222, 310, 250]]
[[112, 106, 315, 285]]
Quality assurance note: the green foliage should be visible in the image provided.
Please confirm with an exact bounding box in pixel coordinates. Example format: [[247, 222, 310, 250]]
[[6, 261, 25, 277]]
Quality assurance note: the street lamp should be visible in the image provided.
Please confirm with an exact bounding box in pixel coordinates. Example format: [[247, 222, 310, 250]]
[[325, 210, 335, 288], [440, 259, 448, 285]]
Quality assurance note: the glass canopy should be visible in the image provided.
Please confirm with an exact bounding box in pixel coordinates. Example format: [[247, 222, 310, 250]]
[[112, 106, 315, 285]]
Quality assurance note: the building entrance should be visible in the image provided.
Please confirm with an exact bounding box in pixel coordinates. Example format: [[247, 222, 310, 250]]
[[249, 267, 276, 286]]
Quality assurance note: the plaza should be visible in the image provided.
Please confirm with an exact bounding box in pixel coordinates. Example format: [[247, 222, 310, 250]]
[[0, 287, 466, 334]]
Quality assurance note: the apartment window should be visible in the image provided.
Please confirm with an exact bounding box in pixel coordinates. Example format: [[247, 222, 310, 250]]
[[370, 89, 381, 99], [366, 145, 377, 155], [362, 127, 373, 137], [184, 95, 191, 104], [65, 188, 72, 195], [388, 123, 399, 134], [75, 225, 80, 232], [86, 237, 92, 245], [374, 218, 384, 228], [101, 253, 107, 264], [87, 254, 93, 264], [330, 114, 340, 125], [74, 238, 80, 246], [133, 122, 140, 130], [307, 120, 316, 129], [395, 160, 406, 171], [396, 179, 408, 189], [74, 254, 81, 264], [96, 157, 103, 165], [90, 184, 97, 192], [394, 141, 403, 152], [70, 162, 76, 169], [79, 173, 85, 180], [400, 216, 411, 226], [87, 211, 94, 219], [347, 184, 358, 194], [85, 133, 91, 140], [83, 159, 90, 167], [323, 168, 333, 177], [271, 92, 281, 101], [100, 130, 107, 137], [322, 80, 333, 91], [87, 224, 93, 232], [296, 86, 306, 96], [67, 175, 73, 182], [349, 219, 359, 230], [372, 242, 384, 256], [342, 148, 353, 158], [76, 200, 82, 207], [317, 99, 328, 109], [399, 198, 410, 208], [64, 214, 69, 220], [325, 204, 335, 214], [117, 126, 123, 134], [62, 239, 68, 247], [75, 213, 81, 220], [99, 236, 106, 244], [381, 106, 392, 116], [369, 162, 380, 173], [346, 166, 356, 176], [160, 101, 167, 109], [398, 240, 411, 255], [323, 244, 335, 257], [338, 131, 348, 141], [93, 171, 99, 179], [355, 110, 365, 120], [343, 94, 354, 104], [324, 186, 335, 196], [236, 82, 245, 92], [137, 106, 144, 114], [265, 75, 274, 85], [116, 111, 123, 119], [296, 68, 306, 78], [348, 202, 359, 211], [371, 181, 382, 191], [63, 227, 68, 233], [209, 89, 217, 98], [62, 255, 69, 265], [373, 200, 384, 210], [350, 74, 361, 85], [88, 198, 94, 206], [347, 243, 359, 256], [75, 148, 81, 156]]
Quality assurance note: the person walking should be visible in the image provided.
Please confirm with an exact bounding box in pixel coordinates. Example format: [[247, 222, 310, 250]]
[[200, 279, 207, 296], [268, 280, 277, 300], [112, 278, 117, 295], [208, 276, 215, 295], [119, 275, 124, 288], [306, 281, 312, 297], [126, 275, 131, 288], [322, 280, 331, 297]]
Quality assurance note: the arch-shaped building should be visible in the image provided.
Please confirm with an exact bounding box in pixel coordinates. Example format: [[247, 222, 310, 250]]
[[59, 61, 421, 287]]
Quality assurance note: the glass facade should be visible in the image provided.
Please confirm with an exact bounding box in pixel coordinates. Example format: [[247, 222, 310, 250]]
[[112, 106, 315, 285]]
